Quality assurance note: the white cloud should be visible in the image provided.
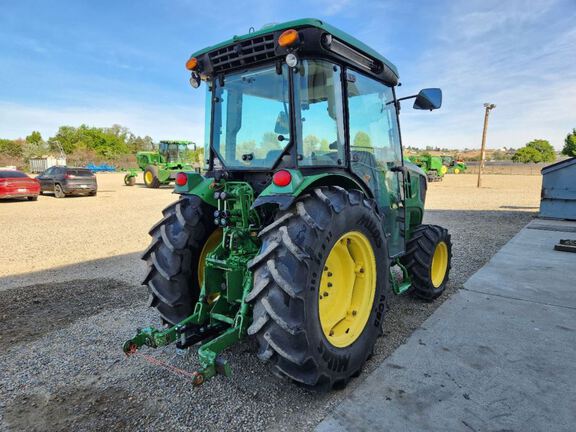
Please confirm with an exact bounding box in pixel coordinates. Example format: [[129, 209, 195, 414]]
[[0, 102, 206, 145], [399, 0, 576, 150], [319, 0, 353, 16]]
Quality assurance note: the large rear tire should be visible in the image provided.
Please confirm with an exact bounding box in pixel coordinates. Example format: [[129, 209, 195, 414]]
[[144, 165, 161, 189], [247, 187, 389, 391], [401, 224, 452, 300], [142, 196, 216, 325]]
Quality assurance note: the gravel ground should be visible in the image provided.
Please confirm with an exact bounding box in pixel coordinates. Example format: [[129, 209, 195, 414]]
[[0, 173, 540, 431]]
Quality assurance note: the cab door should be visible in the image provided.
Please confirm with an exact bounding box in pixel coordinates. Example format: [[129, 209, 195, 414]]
[[346, 70, 405, 258]]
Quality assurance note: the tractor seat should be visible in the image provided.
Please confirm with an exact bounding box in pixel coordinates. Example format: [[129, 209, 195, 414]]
[[351, 149, 380, 192]]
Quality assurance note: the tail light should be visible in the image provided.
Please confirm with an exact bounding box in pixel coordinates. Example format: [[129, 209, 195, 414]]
[[65, 174, 75, 179], [175, 172, 188, 186], [272, 170, 292, 187]]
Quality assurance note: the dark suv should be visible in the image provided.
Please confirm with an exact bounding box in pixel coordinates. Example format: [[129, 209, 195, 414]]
[[37, 167, 97, 198]]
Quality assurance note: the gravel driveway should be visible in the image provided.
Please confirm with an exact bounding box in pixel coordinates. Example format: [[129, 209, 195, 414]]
[[0, 173, 540, 431]]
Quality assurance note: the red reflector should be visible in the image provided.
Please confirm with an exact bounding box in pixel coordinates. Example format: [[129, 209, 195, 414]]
[[272, 170, 292, 187], [175, 172, 188, 186]]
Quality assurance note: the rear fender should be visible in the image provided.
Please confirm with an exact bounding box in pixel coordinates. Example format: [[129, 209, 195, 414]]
[[173, 172, 217, 206], [252, 170, 370, 210]]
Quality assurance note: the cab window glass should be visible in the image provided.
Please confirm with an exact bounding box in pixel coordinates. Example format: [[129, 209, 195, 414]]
[[347, 71, 401, 202], [296, 60, 345, 166]]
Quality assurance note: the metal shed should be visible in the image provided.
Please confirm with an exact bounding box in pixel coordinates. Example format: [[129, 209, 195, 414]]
[[29, 156, 66, 173], [540, 157, 576, 220]]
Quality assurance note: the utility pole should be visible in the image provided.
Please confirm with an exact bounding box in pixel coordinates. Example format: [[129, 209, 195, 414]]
[[477, 103, 496, 188]]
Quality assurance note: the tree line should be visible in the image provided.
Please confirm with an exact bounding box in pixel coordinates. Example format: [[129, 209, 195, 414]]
[[0, 124, 155, 167], [511, 129, 576, 163]]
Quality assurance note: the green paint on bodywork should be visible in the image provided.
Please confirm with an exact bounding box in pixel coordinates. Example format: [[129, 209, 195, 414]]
[[174, 173, 217, 207], [189, 18, 399, 80], [259, 170, 367, 198], [390, 259, 412, 295], [123, 181, 261, 384]]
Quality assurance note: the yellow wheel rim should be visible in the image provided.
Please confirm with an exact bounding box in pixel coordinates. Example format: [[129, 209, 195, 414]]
[[454, 168, 460, 174], [440, 165, 448, 175], [144, 171, 153, 185], [319, 231, 376, 348], [197, 229, 223, 287], [431, 241, 448, 288]]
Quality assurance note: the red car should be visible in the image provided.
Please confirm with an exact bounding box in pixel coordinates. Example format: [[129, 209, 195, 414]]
[[0, 169, 41, 201]]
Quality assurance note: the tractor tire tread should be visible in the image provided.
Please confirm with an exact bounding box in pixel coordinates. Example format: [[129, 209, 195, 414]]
[[248, 186, 385, 390], [400, 224, 452, 301], [142, 195, 213, 325]]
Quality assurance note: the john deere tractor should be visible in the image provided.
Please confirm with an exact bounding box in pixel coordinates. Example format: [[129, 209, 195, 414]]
[[124, 140, 195, 188], [123, 19, 452, 390], [441, 155, 467, 174], [408, 154, 447, 181]]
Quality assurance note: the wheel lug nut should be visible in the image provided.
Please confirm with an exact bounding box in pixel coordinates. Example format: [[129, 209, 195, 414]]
[[352, 310, 357, 316], [324, 266, 328, 271], [327, 282, 332, 288], [328, 272, 332, 277], [323, 292, 329, 297]]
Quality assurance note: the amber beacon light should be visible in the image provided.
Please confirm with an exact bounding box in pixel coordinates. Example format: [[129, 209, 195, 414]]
[[186, 57, 198, 70], [278, 29, 299, 47]]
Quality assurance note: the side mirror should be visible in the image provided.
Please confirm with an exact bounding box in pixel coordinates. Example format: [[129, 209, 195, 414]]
[[413, 88, 442, 111]]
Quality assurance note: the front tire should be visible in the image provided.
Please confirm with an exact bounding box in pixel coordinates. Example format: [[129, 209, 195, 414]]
[[401, 224, 452, 300], [54, 184, 65, 198], [124, 174, 136, 186], [247, 187, 389, 391], [142, 196, 216, 324]]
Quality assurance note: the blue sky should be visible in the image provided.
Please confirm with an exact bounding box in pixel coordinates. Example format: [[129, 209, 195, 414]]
[[0, 0, 574, 149]]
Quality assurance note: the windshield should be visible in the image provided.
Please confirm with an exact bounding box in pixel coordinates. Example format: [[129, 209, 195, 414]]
[[159, 143, 187, 162], [210, 64, 290, 169]]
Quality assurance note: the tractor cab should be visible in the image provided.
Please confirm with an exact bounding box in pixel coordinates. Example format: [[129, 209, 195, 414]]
[[184, 19, 441, 257], [158, 141, 190, 163]]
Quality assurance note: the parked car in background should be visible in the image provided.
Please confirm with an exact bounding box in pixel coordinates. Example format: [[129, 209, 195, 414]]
[[0, 169, 40, 201], [37, 166, 97, 198]]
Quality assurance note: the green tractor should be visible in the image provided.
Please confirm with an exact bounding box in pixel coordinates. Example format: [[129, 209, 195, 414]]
[[408, 154, 447, 182], [441, 155, 467, 174], [124, 140, 195, 188], [123, 19, 452, 390]]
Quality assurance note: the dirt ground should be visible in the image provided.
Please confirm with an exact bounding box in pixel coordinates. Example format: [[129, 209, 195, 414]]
[[0, 172, 541, 431]]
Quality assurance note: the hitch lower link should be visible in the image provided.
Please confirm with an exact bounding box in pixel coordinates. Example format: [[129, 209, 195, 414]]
[[124, 180, 260, 386], [122, 317, 240, 386]]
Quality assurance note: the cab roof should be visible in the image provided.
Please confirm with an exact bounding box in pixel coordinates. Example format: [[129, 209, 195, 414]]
[[190, 18, 399, 80]]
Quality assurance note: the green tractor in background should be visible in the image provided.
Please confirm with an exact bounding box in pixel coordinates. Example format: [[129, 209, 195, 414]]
[[124, 140, 196, 188], [441, 155, 467, 174], [123, 19, 452, 390], [408, 154, 447, 181]]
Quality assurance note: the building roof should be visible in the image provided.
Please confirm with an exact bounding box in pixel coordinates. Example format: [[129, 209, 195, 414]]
[[541, 157, 576, 175]]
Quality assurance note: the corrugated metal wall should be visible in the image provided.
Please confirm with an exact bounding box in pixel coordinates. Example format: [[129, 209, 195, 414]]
[[540, 159, 576, 220], [29, 157, 66, 173]]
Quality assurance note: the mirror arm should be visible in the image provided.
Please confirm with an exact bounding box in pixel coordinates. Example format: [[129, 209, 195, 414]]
[[396, 94, 417, 102]]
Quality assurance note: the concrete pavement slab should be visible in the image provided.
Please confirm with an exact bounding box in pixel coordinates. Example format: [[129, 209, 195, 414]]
[[316, 220, 576, 432]]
